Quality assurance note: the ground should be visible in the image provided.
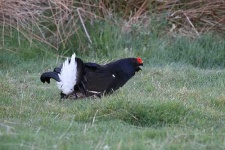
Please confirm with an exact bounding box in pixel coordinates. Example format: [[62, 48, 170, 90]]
[[1, 50, 225, 149]]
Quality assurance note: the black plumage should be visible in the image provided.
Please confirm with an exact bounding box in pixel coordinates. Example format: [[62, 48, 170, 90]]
[[40, 56, 143, 99]]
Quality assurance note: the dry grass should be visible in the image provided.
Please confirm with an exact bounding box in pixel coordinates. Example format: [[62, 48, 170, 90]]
[[154, 0, 225, 36], [0, 0, 99, 50], [0, 0, 224, 51]]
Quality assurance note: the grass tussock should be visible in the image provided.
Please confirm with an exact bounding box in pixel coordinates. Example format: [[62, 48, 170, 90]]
[[74, 99, 189, 127]]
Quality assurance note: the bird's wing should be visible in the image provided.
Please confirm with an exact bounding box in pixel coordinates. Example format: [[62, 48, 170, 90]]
[[84, 62, 101, 70], [82, 66, 117, 95]]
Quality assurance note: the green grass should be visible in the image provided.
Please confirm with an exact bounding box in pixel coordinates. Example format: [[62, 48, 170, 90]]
[[1, 50, 225, 149], [1, 22, 225, 149]]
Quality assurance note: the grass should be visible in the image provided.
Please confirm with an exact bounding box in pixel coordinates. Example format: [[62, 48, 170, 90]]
[[1, 15, 225, 149], [1, 32, 225, 150]]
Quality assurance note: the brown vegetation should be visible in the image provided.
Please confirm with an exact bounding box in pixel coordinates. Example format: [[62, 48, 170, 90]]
[[0, 0, 224, 50]]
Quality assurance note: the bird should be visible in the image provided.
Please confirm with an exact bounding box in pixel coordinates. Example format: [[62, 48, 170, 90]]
[[40, 53, 143, 99]]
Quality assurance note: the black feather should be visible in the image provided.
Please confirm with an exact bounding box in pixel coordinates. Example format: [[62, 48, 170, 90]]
[[82, 58, 141, 95], [40, 71, 60, 83], [40, 56, 143, 99], [85, 62, 101, 70]]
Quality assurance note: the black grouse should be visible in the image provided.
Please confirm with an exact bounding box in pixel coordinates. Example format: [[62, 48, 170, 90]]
[[40, 53, 143, 99]]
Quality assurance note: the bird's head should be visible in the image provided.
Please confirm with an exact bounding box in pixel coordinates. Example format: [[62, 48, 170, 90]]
[[135, 57, 143, 72]]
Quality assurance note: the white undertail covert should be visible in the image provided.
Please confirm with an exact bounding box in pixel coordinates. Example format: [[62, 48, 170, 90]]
[[57, 53, 77, 95]]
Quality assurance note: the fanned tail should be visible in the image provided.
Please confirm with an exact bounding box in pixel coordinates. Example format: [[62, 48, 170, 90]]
[[56, 53, 77, 95]]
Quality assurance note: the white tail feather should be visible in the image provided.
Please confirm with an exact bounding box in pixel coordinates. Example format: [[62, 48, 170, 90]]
[[57, 53, 77, 95]]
